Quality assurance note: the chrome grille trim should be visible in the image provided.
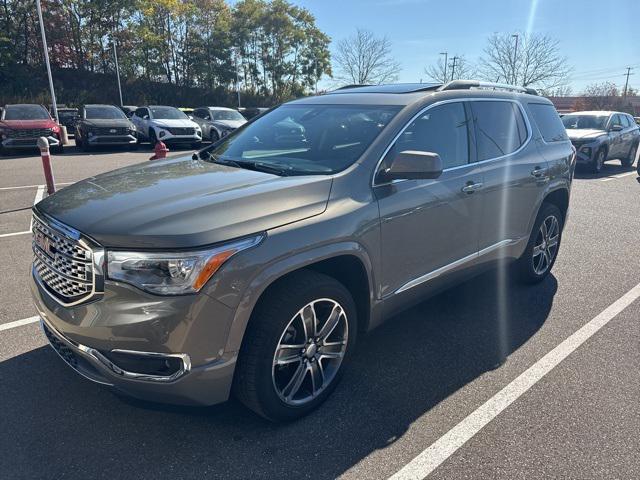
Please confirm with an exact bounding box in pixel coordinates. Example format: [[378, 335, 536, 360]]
[[31, 213, 104, 306]]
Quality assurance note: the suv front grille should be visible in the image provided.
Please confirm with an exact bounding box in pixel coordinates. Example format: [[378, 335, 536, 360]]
[[32, 215, 97, 305], [89, 127, 129, 135], [167, 127, 195, 135], [7, 128, 53, 139]]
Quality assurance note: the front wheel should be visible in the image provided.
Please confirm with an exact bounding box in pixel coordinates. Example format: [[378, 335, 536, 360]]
[[234, 271, 357, 422], [591, 148, 605, 174], [621, 142, 638, 168], [514, 203, 563, 284]]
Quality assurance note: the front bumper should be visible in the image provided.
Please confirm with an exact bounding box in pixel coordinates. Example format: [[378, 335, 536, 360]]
[[571, 141, 597, 164], [30, 265, 238, 406], [87, 134, 137, 146], [156, 131, 202, 144], [2, 135, 60, 149]]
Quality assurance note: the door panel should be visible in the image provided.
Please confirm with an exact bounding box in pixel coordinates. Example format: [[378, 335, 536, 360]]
[[374, 101, 482, 297]]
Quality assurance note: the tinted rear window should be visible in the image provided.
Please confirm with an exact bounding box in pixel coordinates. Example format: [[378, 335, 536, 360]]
[[529, 103, 568, 142], [471, 101, 528, 161]]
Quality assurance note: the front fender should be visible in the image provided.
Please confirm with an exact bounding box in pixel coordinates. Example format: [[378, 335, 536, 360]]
[[223, 241, 375, 354]]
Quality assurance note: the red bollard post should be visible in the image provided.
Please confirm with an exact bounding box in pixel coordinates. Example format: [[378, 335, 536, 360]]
[[149, 140, 169, 161], [37, 137, 56, 195]]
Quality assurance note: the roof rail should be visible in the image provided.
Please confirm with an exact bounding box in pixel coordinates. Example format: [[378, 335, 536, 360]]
[[438, 80, 538, 96], [335, 84, 373, 90]]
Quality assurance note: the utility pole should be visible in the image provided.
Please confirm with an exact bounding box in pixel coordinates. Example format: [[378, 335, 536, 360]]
[[35, 0, 58, 122], [623, 67, 634, 97], [112, 40, 123, 107], [439, 52, 448, 83], [450, 56, 459, 82], [512, 34, 519, 85], [235, 51, 241, 109]]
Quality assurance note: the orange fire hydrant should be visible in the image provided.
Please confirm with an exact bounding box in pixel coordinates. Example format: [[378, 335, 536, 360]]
[[149, 140, 169, 160]]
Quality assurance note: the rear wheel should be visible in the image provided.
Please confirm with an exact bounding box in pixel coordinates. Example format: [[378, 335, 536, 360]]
[[234, 270, 357, 422], [148, 129, 157, 148], [621, 142, 638, 168], [515, 203, 563, 284]]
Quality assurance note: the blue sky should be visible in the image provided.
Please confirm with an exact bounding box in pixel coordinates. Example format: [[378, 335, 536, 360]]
[[292, 0, 640, 93]]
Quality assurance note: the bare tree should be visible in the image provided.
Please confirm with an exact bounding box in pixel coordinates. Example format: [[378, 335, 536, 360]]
[[333, 29, 401, 85], [581, 81, 636, 112], [425, 54, 475, 83], [479, 32, 571, 89]]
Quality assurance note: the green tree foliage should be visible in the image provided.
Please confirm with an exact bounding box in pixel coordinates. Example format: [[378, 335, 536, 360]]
[[0, 0, 330, 104]]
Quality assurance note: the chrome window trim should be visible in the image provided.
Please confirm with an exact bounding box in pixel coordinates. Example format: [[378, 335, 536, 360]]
[[40, 317, 191, 383], [394, 239, 517, 295], [32, 211, 105, 307], [372, 97, 533, 187]]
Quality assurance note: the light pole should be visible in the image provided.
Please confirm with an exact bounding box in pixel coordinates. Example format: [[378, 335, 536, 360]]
[[511, 34, 519, 85], [35, 0, 58, 123], [112, 40, 123, 107], [440, 52, 448, 82], [235, 51, 241, 109], [450, 56, 459, 81]]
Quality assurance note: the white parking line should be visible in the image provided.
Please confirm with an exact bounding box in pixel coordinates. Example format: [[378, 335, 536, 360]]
[[389, 281, 640, 480], [601, 171, 637, 182], [0, 182, 72, 191], [0, 230, 31, 238], [0, 316, 39, 332]]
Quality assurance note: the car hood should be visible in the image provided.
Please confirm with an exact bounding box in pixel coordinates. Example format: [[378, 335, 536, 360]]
[[35, 155, 332, 249], [82, 119, 133, 128], [212, 119, 246, 129], [566, 129, 606, 141], [150, 118, 199, 129], [0, 119, 58, 129]]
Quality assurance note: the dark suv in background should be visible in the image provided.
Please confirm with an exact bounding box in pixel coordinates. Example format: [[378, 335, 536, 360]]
[[31, 80, 574, 421], [75, 104, 137, 151], [562, 111, 639, 173]]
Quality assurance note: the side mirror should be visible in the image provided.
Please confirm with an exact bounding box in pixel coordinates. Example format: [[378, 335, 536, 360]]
[[610, 124, 623, 132], [380, 150, 443, 181]]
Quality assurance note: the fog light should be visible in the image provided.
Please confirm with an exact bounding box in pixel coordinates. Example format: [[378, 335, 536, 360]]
[[579, 146, 591, 157]]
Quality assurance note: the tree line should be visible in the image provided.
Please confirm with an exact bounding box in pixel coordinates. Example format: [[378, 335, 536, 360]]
[[0, 0, 331, 105]]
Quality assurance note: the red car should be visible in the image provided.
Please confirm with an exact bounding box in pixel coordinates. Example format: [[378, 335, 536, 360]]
[[0, 104, 63, 155]]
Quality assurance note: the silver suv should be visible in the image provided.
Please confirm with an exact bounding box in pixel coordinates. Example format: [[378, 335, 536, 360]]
[[30, 81, 575, 421]]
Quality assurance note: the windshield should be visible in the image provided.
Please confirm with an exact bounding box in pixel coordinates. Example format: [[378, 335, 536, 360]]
[[85, 106, 127, 120], [562, 115, 609, 130], [212, 110, 245, 121], [204, 104, 400, 175], [150, 107, 188, 120], [3, 105, 50, 120]]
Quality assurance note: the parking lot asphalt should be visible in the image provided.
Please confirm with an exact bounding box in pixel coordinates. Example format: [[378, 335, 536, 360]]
[[0, 146, 638, 479]]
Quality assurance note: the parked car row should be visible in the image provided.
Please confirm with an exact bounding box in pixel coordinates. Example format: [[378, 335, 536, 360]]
[[0, 103, 252, 155]]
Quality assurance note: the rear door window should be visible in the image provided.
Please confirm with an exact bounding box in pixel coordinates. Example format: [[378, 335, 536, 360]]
[[471, 101, 528, 161], [528, 103, 568, 143], [388, 102, 470, 169]]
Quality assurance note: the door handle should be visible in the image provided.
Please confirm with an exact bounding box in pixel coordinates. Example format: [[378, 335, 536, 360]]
[[530, 167, 549, 178], [461, 182, 483, 194]]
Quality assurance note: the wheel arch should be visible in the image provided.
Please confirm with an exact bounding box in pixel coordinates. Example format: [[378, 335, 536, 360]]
[[225, 243, 375, 355]]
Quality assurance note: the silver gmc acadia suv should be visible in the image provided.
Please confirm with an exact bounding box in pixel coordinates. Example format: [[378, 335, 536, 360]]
[[30, 81, 575, 421]]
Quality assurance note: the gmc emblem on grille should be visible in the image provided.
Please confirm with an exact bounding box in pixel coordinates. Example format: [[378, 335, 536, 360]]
[[34, 232, 55, 259], [109, 128, 117, 133]]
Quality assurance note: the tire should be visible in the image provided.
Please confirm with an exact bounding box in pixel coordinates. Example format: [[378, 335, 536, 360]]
[[514, 203, 563, 284], [621, 142, 638, 168], [234, 270, 357, 422], [591, 148, 606, 174], [52, 144, 64, 155], [148, 129, 157, 148], [209, 129, 220, 144], [191, 141, 202, 150]]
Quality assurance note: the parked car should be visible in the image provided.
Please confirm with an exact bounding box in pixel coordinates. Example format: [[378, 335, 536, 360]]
[[634, 116, 640, 126], [31, 80, 574, 421], [192, 106, 248, 142], [75, 104, 138, 151], [0, 104, 63, 154], [562, 111, 639, 173], [130, 105, 202, 148], [56, 107, 79, 134]]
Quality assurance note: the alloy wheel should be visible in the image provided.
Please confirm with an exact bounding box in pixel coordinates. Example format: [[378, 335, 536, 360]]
[[532, 215, 560, 275], [272, 298, 348, 406]]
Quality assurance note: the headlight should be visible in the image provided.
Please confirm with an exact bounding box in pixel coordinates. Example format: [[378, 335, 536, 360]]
[[158, 130, 167, 138], [106, 235, 263, 295]]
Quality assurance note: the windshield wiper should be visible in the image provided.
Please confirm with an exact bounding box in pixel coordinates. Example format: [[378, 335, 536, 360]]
[[196, 151, 289, 176]]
